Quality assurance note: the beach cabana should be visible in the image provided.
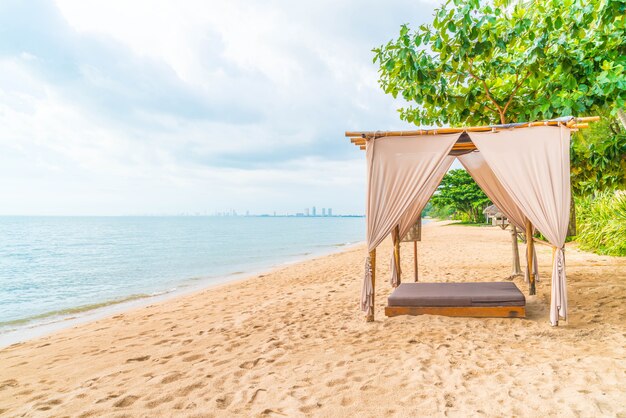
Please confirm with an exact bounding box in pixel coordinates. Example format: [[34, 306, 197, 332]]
[[346, 116, 599, 326]]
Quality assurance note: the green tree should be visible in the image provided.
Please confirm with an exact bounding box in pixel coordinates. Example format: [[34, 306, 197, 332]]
[[571, 107, 626, 196], [373, 0, 626, 273], [373, 0, 626, 126], [431, 169, 491, 223]]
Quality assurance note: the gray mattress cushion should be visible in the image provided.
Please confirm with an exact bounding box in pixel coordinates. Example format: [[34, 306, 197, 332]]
[[387, 282, 526, 307]]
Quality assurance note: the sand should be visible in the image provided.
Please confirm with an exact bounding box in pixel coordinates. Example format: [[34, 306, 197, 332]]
[[1, 222, 625, 417]]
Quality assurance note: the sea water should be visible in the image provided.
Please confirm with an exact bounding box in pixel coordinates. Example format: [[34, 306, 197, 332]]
[[0, 216, 364, 342]]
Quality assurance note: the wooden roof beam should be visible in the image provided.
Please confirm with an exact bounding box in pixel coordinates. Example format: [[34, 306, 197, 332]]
[[345, 116, 599, 139]]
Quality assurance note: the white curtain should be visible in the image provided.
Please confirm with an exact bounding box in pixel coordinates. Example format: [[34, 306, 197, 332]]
[[398, 155, 455, 238], [361, 135, 457, 312], [458, 152, 526, 230], [390, 155, 455, 288], [469, 126, 571, 325], [458, 152, 539, 285]]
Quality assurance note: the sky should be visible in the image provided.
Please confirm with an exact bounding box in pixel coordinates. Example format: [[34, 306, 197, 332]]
[[0, 0, 440, 216]]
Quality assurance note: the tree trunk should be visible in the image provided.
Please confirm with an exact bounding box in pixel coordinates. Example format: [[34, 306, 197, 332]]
[[567, 198, 576, 237], [510, 225, 522, 278], [617, 108, 626, 130]]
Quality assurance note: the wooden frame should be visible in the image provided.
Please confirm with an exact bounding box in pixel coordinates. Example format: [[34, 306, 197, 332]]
[[525, 218, 536, 295], [384, 305, 525, 318], [347, 116, 599, 151]]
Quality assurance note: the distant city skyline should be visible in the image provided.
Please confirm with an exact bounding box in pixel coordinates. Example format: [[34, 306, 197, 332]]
[[212, 206, 357, 217]]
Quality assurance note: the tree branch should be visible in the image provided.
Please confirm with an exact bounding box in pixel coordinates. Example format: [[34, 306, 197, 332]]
[[468, 58, 504, 121], [502, 70, 532, 116], [484, 103, 498, 114]]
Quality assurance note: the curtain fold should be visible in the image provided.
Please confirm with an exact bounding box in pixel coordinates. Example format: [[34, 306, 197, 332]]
[[361, 134, 457, 313], [398, 155, 455, 238], [360, 256, 373, 312], [458, 152, 539, 283], [469, 126, 571, 325], [390, 246, 401, 287], [366, 135, 458, 250], [457, 152, 526, 231]]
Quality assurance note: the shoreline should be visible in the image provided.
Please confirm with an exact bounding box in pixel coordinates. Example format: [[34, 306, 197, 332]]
[[1, 222, 624, 417], [0, 239, 366, 348]]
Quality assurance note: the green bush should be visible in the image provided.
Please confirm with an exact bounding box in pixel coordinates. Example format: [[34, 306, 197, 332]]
[[422, 201, 454, 219], [576, 191, 626, 256]]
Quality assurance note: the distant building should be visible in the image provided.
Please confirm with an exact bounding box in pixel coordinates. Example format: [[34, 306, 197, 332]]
[[322, 208, 326, 216], [246, 210, 250, 217], [328, 208, 332, 217], [305, 208, 309, 216], [483, 204, 508, 228], [312, 206, 316, 216]]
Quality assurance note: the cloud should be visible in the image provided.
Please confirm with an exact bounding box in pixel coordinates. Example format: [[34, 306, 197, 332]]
[[0, 0, 439, 215]]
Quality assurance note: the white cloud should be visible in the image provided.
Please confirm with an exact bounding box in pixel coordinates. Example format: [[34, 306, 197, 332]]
[[0, 0, 439, 215]]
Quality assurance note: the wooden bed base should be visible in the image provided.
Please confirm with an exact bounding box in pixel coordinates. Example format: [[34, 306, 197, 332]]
[[384, 305, 525, 318]]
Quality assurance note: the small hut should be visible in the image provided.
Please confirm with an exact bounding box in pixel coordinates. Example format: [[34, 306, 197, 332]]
[[483, 204, 508, 228]]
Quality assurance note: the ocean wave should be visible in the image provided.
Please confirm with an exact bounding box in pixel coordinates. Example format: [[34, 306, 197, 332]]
[[0, 293, 156, 330]]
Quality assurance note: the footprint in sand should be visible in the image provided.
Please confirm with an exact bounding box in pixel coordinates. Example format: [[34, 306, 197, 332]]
[[126, 355, 150, 363], [239, 357, 263, 369], [176, 382, 204, 397], [160, 372, 184, 384], [145, 394, 174, 409], [215, 394, 233, 409], [0, 379, 19, 390], [113, 395, 139, 407], [182, 353, 203, 362]]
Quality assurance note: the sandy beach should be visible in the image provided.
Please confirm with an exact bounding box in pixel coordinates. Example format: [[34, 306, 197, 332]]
[[1, 222, 625, 417]]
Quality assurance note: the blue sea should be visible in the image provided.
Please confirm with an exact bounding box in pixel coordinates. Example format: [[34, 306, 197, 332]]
[[0, 216, 364, 344]]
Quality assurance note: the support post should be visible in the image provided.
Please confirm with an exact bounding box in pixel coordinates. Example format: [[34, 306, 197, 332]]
[[510, 225, 522, 278], [366, 248, 376, 322], [525, 219, 536, 295], [394, 225, 401, 285], [413, 241, 418, 282]]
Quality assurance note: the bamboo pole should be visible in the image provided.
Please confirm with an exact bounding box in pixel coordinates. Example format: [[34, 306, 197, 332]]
[[525, 219, 536, 295], [350, 123, 590, 147], [533, 237, 554, 248], [357, 142, 480, 151], [366, 248, 376, 322], [345, 116, 599, 139], [394, 225, 401, 286], [351, 124, 591, 150]]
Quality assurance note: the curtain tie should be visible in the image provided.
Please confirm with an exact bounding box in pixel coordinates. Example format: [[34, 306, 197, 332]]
[[550, 247, 568, 326], [360, 256, 373, 313], [390, 247, 401, 287]]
